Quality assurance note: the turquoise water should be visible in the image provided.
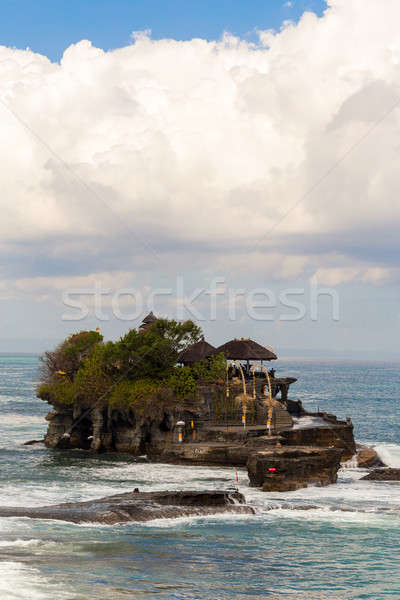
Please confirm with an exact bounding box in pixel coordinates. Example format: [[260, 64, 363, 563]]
[[0, 355, 400, 599]]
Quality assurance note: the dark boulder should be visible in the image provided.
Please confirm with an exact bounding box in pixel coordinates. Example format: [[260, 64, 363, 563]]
[[361, 468, 400, 481], [23, 439, 44, 446], [0, 490, 254, 524], [356, 444, 384, 469], [247, 446, 343, 492]]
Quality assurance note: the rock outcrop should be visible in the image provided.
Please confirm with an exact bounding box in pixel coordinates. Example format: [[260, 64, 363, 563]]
[[356, 444, 384, 468], [44, 404, 184, 454], [361, 468, 400, 481], [281, 416, 356, 461], [0, 490, 254, 524], [247, 446, 344, 492], [41, 385, 355, 494]]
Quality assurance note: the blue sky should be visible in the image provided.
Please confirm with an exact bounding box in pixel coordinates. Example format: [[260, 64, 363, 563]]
[[1, 0, 327, 61], [1, 0, 399, 359]]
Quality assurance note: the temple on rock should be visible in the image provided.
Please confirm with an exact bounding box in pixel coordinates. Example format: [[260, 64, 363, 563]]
[[39, 314, 356, 493], [178, 334, 297, 433]]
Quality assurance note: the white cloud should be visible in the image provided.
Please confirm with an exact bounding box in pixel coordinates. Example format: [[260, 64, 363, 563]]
[[0, 271, 136, 302], [312, 266, 396, 286], [1, 0, 400, 294], [12, 271, 134, 294]]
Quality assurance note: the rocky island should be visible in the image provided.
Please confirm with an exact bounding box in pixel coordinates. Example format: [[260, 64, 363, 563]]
[[37, 314, 357, 493]]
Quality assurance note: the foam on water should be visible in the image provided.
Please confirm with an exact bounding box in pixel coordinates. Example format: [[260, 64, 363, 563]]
[[0, 413, 45, 425], [131, 510, 264, 529], [0, 394, 33, 405], [0, 561, 78, 600], [374, 443, 400, 467], [0, 539, 50, 548], [292, 416, 329, 429]]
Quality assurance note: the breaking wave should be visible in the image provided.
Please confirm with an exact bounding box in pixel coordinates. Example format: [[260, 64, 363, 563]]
[[374, 443, 400, 468]]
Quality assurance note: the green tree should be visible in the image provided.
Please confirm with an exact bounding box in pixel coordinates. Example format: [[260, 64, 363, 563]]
[[167, 367, 197, 402], [37, 319, 204, 409], [109, 379, 163, 411], [73, 345, 113, 406], [40, 330, 103, 382], [37, 379, 77, 406], [192, 353, 226, 383], [115, 319, 202, 381]]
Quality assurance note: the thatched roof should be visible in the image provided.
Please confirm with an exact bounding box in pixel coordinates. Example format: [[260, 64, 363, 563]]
[[212, 338, 277, 361], [142, 312, 157, 324], [139, 312, 158, 332], [178, 339, 216, 364]]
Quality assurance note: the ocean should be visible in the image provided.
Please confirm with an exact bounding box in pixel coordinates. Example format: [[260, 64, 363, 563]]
[[0, 354, 399, 599]]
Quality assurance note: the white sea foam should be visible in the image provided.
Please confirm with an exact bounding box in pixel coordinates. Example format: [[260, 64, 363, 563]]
[[341, 455, 359, 468], [0, 394, 31, 404], [254, 505, 400, 527], [129, 510, 263, 529], [65, 491, 400, 530], [0, 561, 78, 600], [0, 413, 46, 426], [2, 456, 400, 519], [292, 416, 329, 429], [0, 539, 49, 548], [0, 461, 238, 508], [374, 443, 400, 468], [238, 463, 400, 522]]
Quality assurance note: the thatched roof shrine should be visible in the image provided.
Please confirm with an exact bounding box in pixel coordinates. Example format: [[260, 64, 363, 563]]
[[178, 339, 216, 365], [139, 312, 158, 332], [212, 338, 277, 361]]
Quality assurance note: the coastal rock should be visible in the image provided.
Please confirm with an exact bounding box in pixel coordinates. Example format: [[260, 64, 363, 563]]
[[44, 405, 195, 454], [0, 490, 254, 524], [356, 445, 384, 469], [160, 442, 251, 466], [361, 468, 400, 481], [44, 408, 77, 448], [247, 446, 343, 492], [281, 418, 356, 460], [41, 397, 355, 495]]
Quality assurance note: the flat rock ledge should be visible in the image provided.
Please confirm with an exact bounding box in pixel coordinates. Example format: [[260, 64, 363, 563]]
[[361, 468, 400, 482], [0, 490, 254, 525]]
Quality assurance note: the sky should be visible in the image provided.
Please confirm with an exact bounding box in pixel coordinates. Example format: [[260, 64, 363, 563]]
[[1, 0, 327, 61], [1, 0, 400, 359]]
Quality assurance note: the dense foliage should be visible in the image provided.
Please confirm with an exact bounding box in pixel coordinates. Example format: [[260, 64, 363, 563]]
[[40, 330, 103, 381], [37, 319, 225, 410], [108, 379, 164, 412]]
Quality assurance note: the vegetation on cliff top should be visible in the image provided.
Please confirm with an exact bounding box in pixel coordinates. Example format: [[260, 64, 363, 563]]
[[37, 319, 225, 410]]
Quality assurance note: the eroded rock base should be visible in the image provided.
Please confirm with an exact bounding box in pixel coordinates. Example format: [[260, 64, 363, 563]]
[[42, 396, 355, 494]]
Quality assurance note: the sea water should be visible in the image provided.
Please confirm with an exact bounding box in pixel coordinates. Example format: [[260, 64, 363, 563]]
[[0, 355, 399, 599]]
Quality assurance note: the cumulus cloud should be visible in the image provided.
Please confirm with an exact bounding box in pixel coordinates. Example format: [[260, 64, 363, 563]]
[[1, 0, 400, 297]]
